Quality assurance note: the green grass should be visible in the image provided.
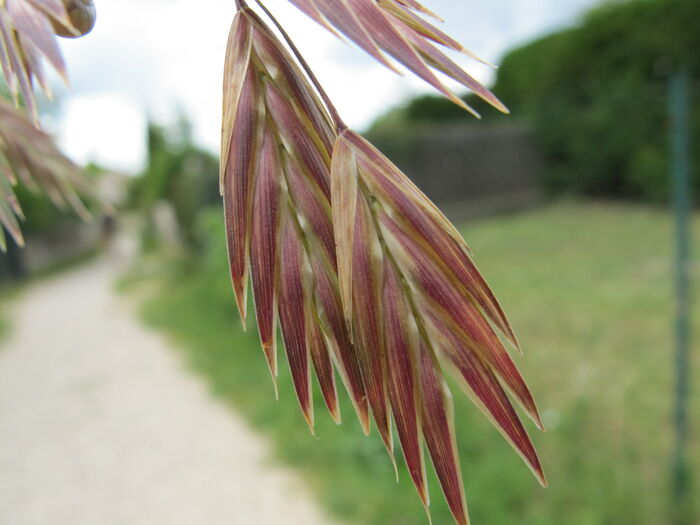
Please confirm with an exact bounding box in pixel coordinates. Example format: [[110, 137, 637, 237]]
[[0, 286, 17, 339], [138, 203, 699, 525]]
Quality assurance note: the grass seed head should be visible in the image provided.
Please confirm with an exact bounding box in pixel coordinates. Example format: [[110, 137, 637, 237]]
[[0, 99, 94, 250], [0, 0, 88, 123], [51, 0, 96, 38], [222, 5, 545, 524], [288, 0, 509, 116]]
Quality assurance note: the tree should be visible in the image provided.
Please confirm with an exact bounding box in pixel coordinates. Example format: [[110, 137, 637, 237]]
[[132, 118, 219, 250], [369, 0, 700, 203]]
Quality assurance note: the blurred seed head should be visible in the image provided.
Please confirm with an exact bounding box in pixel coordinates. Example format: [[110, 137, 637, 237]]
[[51, 0, 96, 38], [0, 0, 98, 249], [0, 99, 95, 250]]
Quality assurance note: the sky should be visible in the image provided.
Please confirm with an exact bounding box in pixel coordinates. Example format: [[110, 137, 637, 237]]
[[48, 0, 601, 173]]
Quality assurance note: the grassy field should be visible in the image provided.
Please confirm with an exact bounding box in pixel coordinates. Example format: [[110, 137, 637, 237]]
[[138, 203, 699, 525]]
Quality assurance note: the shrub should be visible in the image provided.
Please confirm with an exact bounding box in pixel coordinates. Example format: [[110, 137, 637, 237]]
[[370, 0, 700, 203]]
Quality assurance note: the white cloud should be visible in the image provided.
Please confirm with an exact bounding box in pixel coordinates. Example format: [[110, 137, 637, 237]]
[[58, 94, 146, 172]]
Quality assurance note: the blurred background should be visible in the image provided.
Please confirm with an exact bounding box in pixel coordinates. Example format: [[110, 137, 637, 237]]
[[0, 0, 698, 524]]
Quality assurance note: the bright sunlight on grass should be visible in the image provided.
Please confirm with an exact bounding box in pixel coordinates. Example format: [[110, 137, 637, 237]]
[[137, 203, 699, 525]]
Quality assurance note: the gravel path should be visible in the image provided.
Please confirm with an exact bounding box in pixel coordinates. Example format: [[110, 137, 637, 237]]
[[0, 255, 339, 525]]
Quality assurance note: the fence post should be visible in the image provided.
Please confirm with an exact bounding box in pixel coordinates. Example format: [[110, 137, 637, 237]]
[[669, 66, 693, 523]]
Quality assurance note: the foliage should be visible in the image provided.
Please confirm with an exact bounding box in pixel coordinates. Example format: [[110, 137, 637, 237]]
[[129, 118, 219, 250], [369, 0, 700, 203], [139, 203, 700, 525], [10, 184, 76, 236]]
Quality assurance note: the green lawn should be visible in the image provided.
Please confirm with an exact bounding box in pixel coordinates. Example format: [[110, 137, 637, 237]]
[[138, 203, 699, 525]]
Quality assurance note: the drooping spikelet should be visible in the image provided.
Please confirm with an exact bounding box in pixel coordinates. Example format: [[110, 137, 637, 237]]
[[331, 130, 547, 523], [221, 7, 370, 430], [287, 0, 508, 117], [0, 99, 92, 250], [0, 1, 98, 251], [0, 0, 83, 124], [222, 5, 545, 525]]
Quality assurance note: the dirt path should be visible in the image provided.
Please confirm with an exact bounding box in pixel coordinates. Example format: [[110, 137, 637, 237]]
[[0, 255, 339, 525]]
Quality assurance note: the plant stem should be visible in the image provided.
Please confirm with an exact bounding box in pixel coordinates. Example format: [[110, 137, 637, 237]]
[[250, 0, 347, 133]]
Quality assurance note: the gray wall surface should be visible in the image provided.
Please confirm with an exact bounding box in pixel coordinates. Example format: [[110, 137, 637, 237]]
[[369, 124, 543, 221]]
